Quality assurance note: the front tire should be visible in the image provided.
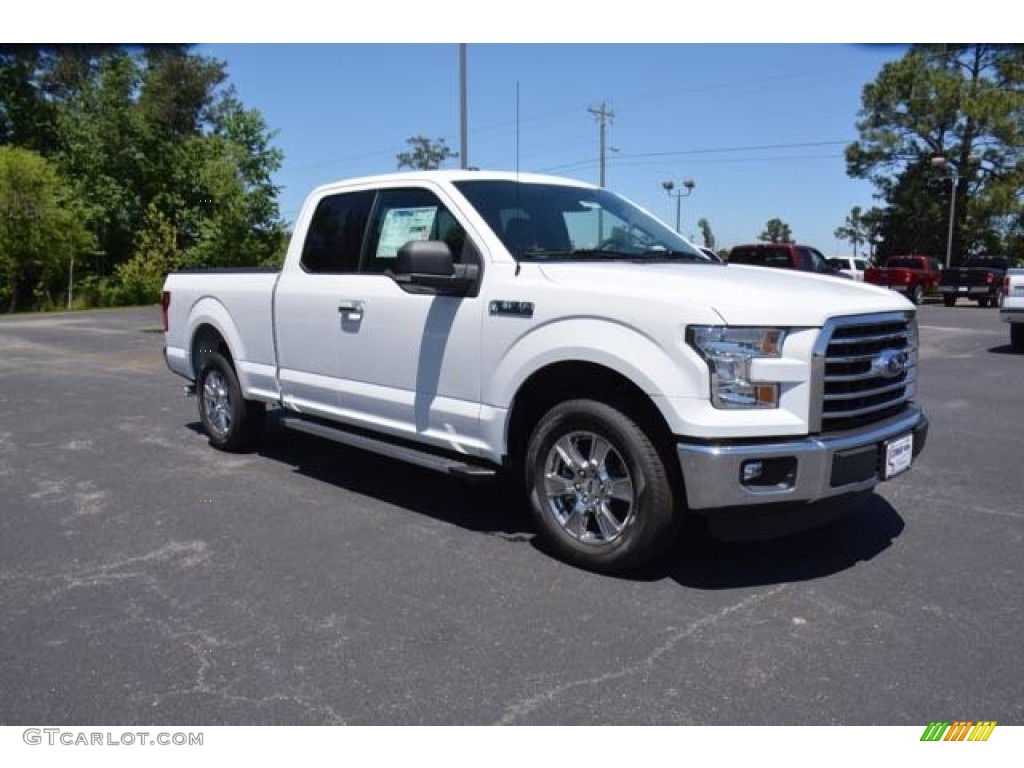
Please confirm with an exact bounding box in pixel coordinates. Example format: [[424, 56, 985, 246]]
[[942, 294, 957, 307], [1011, 323, 1024, 352], [524, 399, 681, 573], [197, 352, 264, 452], [978, 297, 991, 308]]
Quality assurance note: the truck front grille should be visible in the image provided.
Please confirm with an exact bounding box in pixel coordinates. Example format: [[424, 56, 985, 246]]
[[811, 312, 917, 434]]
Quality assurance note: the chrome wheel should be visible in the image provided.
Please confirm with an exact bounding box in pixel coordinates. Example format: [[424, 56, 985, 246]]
[[542, 430, 635, 546], [202, 370, 232, 437]]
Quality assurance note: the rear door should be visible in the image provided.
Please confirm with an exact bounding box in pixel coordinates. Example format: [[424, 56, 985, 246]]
[[274, 188, 375, 415]]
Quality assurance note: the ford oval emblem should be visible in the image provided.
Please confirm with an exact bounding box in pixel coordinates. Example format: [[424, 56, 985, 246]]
[[872, 349, 908, 379]]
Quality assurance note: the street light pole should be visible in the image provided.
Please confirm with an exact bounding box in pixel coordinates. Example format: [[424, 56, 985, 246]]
[[662, 179, 695, 233], [931, 155, 978, 269], [931, 157, 957, 269]]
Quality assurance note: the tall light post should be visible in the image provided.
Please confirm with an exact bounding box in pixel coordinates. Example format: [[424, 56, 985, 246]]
[[931, 155, 978, 269], [662, 179, 695, 233]]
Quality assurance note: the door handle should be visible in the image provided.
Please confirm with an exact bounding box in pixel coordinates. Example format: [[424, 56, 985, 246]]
[[337, 300, 365, 321]]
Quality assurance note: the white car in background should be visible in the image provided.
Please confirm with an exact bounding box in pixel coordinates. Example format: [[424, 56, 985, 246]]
[[827, 256, 873, 281], [1000, 268, 1024, 351]]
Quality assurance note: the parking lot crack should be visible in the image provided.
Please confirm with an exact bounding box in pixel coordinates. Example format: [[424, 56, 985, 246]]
[[494, 584, 787, 725]]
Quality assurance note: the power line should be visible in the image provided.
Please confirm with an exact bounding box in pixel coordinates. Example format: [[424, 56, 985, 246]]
[[540, 139, 853, 173]]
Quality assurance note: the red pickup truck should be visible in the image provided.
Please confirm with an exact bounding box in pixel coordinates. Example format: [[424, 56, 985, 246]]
[[863, 255, 942, 305]]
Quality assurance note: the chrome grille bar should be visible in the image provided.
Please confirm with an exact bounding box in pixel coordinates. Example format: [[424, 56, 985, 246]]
[[810, 311, 917, 434]]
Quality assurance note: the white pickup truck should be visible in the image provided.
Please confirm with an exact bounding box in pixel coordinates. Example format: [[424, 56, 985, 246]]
[[163, 170, 928, 572], [1001, 268, 1024, 351]]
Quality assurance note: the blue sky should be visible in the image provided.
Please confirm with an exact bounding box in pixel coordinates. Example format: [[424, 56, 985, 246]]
[[204, 43, 904, 254], [19, 2, 972, 255]]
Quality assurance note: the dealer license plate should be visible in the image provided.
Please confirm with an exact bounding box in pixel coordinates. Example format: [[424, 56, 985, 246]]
[[884, 433, 913, 479]]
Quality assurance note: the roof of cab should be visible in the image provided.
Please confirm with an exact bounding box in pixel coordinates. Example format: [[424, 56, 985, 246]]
[[310, 169, 598, 196]]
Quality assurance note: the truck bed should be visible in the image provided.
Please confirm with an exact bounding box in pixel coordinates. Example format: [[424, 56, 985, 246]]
[[162, 269, 281, 399]]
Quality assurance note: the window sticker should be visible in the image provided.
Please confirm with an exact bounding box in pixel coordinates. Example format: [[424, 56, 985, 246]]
[[376, 206, 438, 258]]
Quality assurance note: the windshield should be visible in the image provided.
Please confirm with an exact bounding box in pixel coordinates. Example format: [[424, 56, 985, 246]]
[[798, 246, 835, 273], [453, 180, 706, 263]]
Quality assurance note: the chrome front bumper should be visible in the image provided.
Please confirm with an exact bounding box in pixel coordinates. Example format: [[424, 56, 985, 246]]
[[677, 408, 928, 510]]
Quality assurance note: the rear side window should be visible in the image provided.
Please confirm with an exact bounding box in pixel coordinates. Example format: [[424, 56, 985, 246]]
[[759, 248, 794, 268], [729, 248, 762, 265], [300, 190, 375, 273]]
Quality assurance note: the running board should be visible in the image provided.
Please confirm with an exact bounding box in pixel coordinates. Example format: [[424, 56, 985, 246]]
[[279, 415, 498, 481]]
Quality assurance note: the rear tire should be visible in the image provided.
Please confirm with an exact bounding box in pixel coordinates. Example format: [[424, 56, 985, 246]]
[[942, 294, 957, 307], [524, 399, 681, 573], [197, 352, 265, 452], [909, 285, 924, 305], [978, 297, 990, 308]]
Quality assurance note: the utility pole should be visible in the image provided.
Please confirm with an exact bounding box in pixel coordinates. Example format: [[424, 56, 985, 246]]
[[587, 102, 614, 187], [459, 44, 468, 170]]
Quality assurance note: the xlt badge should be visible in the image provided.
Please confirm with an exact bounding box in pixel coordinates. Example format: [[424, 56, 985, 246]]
[[489, 300, 534, 318]]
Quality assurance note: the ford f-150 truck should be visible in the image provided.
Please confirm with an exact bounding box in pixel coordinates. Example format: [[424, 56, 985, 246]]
[[1000, 268, 1024, 351], [938, 255, 1017, 307], [163, 170, 928, 572], [863, 255, 942, 305]]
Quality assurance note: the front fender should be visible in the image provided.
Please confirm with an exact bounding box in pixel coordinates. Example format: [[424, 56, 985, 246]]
[[486, 316, 706, 409]]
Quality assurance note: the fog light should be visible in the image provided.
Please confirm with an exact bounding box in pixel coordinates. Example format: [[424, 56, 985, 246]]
[[740, 457, 798, 489], [742, 460, 764, 483]]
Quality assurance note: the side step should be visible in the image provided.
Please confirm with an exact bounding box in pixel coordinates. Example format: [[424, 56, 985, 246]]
[[279, 415, 498, 482]]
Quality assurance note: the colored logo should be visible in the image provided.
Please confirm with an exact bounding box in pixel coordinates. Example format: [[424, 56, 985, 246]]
[[920, 721, 996, 742]]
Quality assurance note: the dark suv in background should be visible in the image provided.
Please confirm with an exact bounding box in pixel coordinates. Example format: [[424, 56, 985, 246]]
[[727, 243, 850, 278]]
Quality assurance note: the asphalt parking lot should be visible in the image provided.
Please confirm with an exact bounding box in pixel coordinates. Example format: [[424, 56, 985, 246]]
[[0, 302, 1021, 725]]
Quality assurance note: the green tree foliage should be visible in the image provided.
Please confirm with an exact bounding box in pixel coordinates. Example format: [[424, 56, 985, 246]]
[[834, 206, 869, 257], [846, 44, 1024, 263], [0, 146, 93, 311], [396, 135, 458, 170], [0, 44, 287, 310], [697, 217, 716, 249], [113, 203, 179, 305], [758, 218, 794, 244]]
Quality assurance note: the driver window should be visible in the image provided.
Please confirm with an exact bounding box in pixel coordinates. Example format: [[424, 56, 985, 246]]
[[362, 188, 469, 274]]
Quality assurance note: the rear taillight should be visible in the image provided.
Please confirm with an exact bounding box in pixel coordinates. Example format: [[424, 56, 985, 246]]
[[161, 291, 170, 332], [985, 272, 993, 284], [1004, 276, 1010, 293]]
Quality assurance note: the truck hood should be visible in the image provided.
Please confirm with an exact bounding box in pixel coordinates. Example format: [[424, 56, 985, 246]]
[[537, 262, 912, 326]]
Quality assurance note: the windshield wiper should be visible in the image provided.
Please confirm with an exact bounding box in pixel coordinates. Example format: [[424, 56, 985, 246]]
[[636, 249, 704, 262]]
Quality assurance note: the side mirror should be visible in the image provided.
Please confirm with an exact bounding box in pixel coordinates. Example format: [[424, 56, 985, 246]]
[[393, 241, 478, 295]]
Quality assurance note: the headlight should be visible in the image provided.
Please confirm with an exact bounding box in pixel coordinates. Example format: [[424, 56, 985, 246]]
[[686, 326, 787, 409]]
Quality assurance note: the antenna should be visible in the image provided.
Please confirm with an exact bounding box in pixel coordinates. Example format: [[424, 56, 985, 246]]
[[515, 81, 522, 277], [515, 81, 520, 179], [459, 44, 468, 170]]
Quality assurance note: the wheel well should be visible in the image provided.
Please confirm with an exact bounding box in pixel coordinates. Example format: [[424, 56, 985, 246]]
[[505, 361, 676, 473], [191, 324, 233, 378]]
